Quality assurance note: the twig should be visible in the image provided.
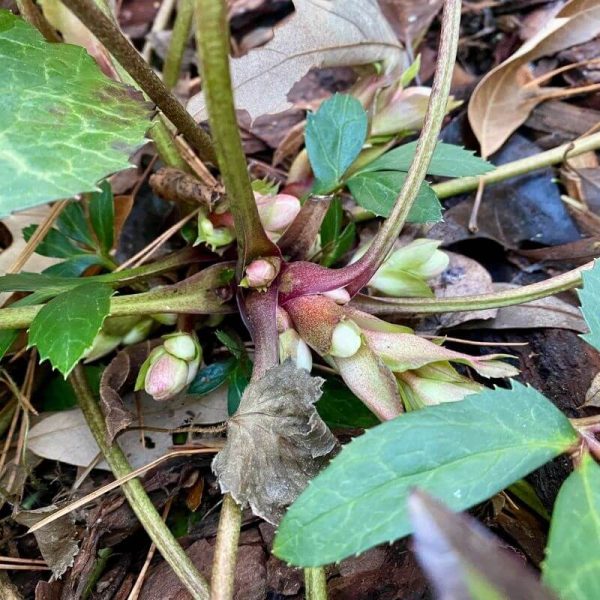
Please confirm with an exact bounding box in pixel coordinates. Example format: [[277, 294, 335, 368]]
[[59, 0, 216, 164], [68, 365, 211, 599], [163, 0, 194, 90], [304, 567, 328, 600], [210, 493, 242, 600], [194, 0, 277, 271]]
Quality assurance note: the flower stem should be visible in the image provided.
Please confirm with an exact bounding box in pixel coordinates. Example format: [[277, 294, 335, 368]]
[[433, 131, 600, 199], [344, 0, 462, 296], [353, 261, 592, 314], [194, 0, 277, 271], [163, 0, 194, 90], [304, 567, 328, 600], [69, 364, 210, 599], [210, 493, 242, 600], [59, 0, 216, 163]]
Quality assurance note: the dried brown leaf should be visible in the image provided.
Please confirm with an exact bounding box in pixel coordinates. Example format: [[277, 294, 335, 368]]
[[213, 361, 337, 524], [189, 0, 406, 122], [377, 0, 443, 45], [14, 506, 79, 579], [468, 0, 600, 157], [584, 371, 600, 408]]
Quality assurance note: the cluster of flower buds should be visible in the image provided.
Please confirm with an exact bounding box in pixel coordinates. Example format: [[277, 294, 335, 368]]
[[84, 313, 177, 362], [282, 293, 518, 420], [355, 238, 449, 298], [135, 332, 202, 401]]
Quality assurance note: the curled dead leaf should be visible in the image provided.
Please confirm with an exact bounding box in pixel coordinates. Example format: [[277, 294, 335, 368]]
[[212, 361, 337, 524]]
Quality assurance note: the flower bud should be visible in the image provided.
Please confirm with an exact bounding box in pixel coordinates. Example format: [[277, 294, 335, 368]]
[[135, 332, 202, 401], [256, 193, 301, 240], [279, 329, 313, 372], [322, 287, 351, 305], [330, 319, 362, 358], [363, 239, 449, 298], [122, 318, 153, 345], [396, 362, 483, 410], [240, 257, 281, 290], [195, 211, 235, 251]]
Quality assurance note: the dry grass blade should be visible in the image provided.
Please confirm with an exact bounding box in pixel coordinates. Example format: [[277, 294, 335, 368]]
[[27, 447, 217, 534]]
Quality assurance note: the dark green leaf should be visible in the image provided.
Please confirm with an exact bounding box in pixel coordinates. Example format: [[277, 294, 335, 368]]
[[56, 202, 95, 248], [306, 94, 368, 194], [543, 454, 600, 599], [216, 330, 246, 360], [274, 383, 578, 566], [228, 359, 251, 415], [28, 283, 114, 376], [320, 197, 343, 248], [347, 170, 442, 222], [42, 366, 103, 411], [23, 225, 83, 259], [578, 260, 600, 352], [409, 491, 555, 600], [188, 358, 236, 396], [317, 378, 379, 429], [0, 10, 151, 215], [89, 181, 114, 253], [360, 141, 494, 177], [43, 255, 105, 277], [321, 223, 356, 267]]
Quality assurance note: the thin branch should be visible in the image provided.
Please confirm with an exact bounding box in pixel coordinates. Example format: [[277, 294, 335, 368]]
[[210, 493, 242, 600], [68, 366, 211, 599], [59, 0, 216, 163], [163, 0, 194, 90], [194, 0, 277, 271]]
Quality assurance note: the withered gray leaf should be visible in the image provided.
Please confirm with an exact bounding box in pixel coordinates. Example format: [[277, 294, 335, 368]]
[[213, 361, 337, 524], [15, 505, 79, 579]]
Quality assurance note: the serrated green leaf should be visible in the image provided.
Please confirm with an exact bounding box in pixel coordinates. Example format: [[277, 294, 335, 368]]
[[56, 202, 95, 248], [543, 454, 600, 599], [89, 181, 114, 253], [347, 170, 442, 222], [359, 141, 494, 177], [274, 382, 577, 566], [578, 261, 600, 351], [23, 225, 83, 259], [188, 358, 236, 396], [306, 94, 368, 194], [28, 283, 114, 376], [316, 378, 379, 429], [0, 10, 152, 215]]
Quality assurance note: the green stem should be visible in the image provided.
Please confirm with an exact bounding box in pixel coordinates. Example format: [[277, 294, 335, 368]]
[[353, 260, 592, 315], [163, 0, 194, 90], [69, 365, 210, 599], [304, 567, 328, 600], [151, 118, 190, 170], [210, 493, 242, 600], [433, 131, 600, 199], [345, 0, 461, 296], [194, 0, 276, 271], [60, 0, 216, 164]]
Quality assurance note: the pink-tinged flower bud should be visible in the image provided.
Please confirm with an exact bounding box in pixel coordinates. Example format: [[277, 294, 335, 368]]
[[256, 193, 301, 240], [330, 320, 362, 358], [279, 329, 313, 372], [240, 257, 281, 290], [135, 332, 202, 401]]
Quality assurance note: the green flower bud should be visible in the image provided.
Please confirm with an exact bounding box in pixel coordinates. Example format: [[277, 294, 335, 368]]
[[330, 319, 362, 358], [135, 332, 202, 401], [195, 211, 235, 251]]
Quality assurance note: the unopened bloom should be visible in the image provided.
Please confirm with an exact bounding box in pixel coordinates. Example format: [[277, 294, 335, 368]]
[[240, 257, 281, 290], [256, 193, 301, 241], [135, 332, 202, 401], [356, 239, 449, 297], [195, 210, 235, 251]]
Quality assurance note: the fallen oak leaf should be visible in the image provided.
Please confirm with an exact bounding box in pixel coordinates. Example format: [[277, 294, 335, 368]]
[[189, 0, 406, 122], [468, 0, 600, 157], [212, 361, 338, 524]]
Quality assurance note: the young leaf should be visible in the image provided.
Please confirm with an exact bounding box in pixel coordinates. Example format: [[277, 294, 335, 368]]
[[43, 255, 105, 277], [306, 94, 368, 194], [89, 181, 115, 254], [227, 359, 251, 415], [316, 378, 379, 429], [273, 383, 578, 566], [543, 454, 600, 599], [321, 223, 356, 267], [578, 260, 600, 352], [409, 490, 556, 600], [347, 170, 442, 221], [0, 10, 151, 215], [359, 141, 494, 177], [28, 283, 114, 376], [56, 202, 95, 248], [188, 0, 405, 122], [22, 225, 83, 259]]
